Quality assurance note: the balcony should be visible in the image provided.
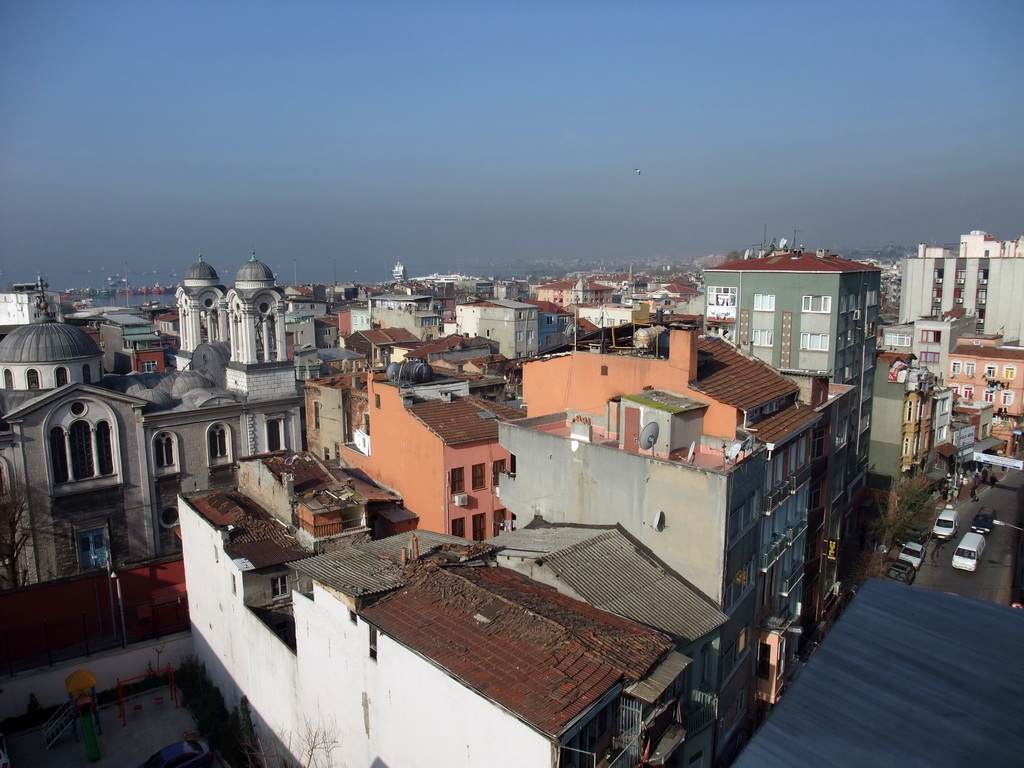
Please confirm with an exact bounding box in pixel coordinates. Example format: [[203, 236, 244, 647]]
[[786, 518, 808, 544], [780, 563, 805, 597], [760, 534, 786, 572]]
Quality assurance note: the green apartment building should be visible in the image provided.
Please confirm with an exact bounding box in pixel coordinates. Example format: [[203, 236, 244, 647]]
[[704, 248, 882, 553]]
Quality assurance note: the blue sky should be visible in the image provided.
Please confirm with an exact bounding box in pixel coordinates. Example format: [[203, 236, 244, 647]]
[[1, 1, 1022, 288]]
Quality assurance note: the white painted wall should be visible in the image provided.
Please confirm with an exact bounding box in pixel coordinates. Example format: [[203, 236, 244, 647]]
[[293, 585, 554, 768], [181, 496, 554, 768]]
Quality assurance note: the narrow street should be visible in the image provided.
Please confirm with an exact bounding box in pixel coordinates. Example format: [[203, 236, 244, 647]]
[[912, 463, 1024, 605]]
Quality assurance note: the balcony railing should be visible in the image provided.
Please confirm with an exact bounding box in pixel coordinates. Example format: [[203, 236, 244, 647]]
[[760, 535, 787, 572], [685, 689, 718, 735], [786, 519, 808, 544], [780, 564, 805, 597]]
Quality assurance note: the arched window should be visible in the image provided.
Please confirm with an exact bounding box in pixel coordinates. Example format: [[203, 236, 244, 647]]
[[27, 369, 40, 389], [82, 364, 91, 384], [55, 367, 69, 386], [208, 423, 229, 462], [2, 369, 11, 389], [154, 432, 175, 468], [50, 427, 69, 483], [95, 421, 113, 475], [266, 418, 282, 452], [69, 420, 94, 480]]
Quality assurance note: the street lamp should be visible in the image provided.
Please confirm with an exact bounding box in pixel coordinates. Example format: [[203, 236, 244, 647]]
[[111, 571, 129, 647], [993, 520, 1024, 532]]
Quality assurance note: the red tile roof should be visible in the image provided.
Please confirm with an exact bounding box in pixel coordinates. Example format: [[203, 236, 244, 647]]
[[522, 299, 572, 315], [256, 451, 337, 496], [706, 252, 881, 274], [951, 345, 1024, 360], [185, 490, 308, 568], [407, 395, 523, 444], [691, 337, 799, 410], [656, 283, 701, 296], [404, 334, 485, 359], [360, 563, 672, 737], [350, 328, 420, 345], [749, 403, 820, 444]]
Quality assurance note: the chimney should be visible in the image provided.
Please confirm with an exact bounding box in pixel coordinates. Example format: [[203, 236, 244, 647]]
[[410, 533, 420, 561], [401, 547, 408, 567]]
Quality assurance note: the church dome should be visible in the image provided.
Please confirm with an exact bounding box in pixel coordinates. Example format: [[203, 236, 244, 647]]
[[235, 253, 275, 287], [185, 255, 219, 282], [0, 321, 101, 364]]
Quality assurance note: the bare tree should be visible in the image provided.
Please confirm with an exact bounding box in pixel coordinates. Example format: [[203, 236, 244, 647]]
[[0, 475, 36, 589]]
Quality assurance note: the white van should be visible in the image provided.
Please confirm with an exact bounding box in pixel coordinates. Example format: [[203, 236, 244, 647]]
[[932, 506, 960, 541], [952, 532, 986, 572]]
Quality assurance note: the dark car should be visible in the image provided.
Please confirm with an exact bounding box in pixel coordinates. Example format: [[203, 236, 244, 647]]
[[886, 559, 916, 585], [971, 509, 995, 535], [138, 739, 213, 768]]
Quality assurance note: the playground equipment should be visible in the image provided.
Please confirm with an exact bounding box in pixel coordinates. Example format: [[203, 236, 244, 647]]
[[116, 663, 179, 726], [66, 668, 102, 761]]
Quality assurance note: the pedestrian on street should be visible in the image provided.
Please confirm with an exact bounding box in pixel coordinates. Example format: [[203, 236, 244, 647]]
[[990, 473, 997, 488], [970, 486, 978, 502]]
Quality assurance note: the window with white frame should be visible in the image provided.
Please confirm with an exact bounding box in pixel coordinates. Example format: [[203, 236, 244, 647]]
[[884, 333, 911, 347], [984, 364, 997, 378], [951, 360, 962, 375], [965, 362, 976, 376], [1002, 391, 1015, 406], [800, 333, 829, 351], [902, 437, 912, 457], [962, 386, 974, 400], [866, 289, 878, 306], [983, 390, 995, 403], [802, 295, 832, 313], [140, 360, 159, 373], [208, 423, 231, 465], [919, 351, 939, 364], [904, 400, 915, 423], [753, 294, 775, 311], [1005, 365, 1017, 380], [708, 287, 737, 306], [271, 574, 288, 599], [752, 329, 774, 346]]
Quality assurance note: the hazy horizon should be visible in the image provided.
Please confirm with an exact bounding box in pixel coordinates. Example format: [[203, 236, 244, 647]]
[[2, 1, 1022, 290]]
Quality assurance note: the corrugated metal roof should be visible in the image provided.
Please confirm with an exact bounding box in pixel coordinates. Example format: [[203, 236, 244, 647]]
[[289, 530, 478, 597], [733, 579, 1024, 768], [492, 527, 726, 643], [627, 650, 692, 704], [539, 530, 727, 643]]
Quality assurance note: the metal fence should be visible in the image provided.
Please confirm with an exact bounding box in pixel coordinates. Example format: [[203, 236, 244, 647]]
[[0, 599, 189, 677]]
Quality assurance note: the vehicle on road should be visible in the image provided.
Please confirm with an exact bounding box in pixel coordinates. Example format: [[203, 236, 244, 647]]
[[971, 509, 995, 535], [952, 532, 986, 572], [897, 540, 926, 570], [138, 739, 213, 768], [886, 559, 916, 584], [932, 507, 960, 541]]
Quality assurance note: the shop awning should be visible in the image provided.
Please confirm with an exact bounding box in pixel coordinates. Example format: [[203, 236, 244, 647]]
[[934, 443, 958, 458], [974, 436, 1004, 453]]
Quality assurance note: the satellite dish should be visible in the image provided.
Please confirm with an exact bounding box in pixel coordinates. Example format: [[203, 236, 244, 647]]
[[639, 422, 660, 450], [725, 441, 742, 462], [686, 441, 695, 463], [743, 249, 751, 260], [651, 510, 665, 532], [779, 237, 788, 249]]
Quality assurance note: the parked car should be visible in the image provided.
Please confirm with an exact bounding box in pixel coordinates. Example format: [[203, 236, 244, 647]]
[[886, 559, 916, 585], [971, 509, 995, 535], [138, 739, 213, 768], [897, 540, 926, 570]]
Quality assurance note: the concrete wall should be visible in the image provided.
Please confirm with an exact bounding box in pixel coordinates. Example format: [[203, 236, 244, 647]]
[[0, 632, 193, 720], [499, 418, 732, 602]]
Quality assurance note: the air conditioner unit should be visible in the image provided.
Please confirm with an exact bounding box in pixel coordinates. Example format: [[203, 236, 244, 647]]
[[852, 309, 862, 320], [935, 277, 943, 284], [452, 493, 469, 507], [493, 485, 501, 499], [980, 278, 987, 285]]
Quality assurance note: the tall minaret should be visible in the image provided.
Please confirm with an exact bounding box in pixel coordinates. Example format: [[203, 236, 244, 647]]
[[392, 259, 407, 282]]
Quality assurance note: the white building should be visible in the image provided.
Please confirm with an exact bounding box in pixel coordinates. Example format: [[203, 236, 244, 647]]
[[181, 492, 692, 768], [900, 231, 1024, 342], [455, 299, 538, 358]]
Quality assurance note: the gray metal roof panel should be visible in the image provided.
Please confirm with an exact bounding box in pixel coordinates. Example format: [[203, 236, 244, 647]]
[[531, 530, 727, 642], [733, 578, 1024, 768], [0, 321, 101, 363]]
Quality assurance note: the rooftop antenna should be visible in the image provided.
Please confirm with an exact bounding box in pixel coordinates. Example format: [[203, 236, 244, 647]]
[[124, 260, 129, 308], [639, 422, 660, 453]]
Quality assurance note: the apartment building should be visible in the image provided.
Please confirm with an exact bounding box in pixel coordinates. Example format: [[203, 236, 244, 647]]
[[900, 230, 1024, 341]]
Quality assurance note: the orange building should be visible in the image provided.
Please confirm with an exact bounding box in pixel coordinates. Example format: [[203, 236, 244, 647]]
[[338, 375, 521, 539]]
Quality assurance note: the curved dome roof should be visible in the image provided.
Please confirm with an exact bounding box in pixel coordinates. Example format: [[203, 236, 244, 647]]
[[185, 255, 219, 282], [236, 253, 275, 286], [0, 321, 101, 364]]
